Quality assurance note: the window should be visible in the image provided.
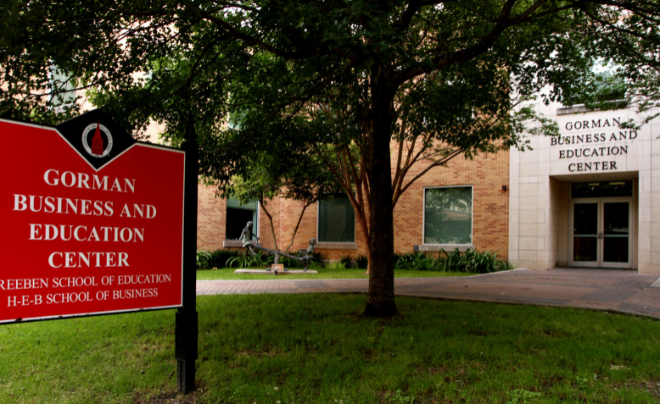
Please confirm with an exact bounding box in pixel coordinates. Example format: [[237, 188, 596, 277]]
[[571, 181, 632, 198], [424, 186, 472, 245], [226, 198, 258, 240], [318, 193, 355, 243]]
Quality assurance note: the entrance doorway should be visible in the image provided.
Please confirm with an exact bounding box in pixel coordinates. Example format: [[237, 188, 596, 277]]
[[570, 198, 632, 268], [569, 180, 634, 269]]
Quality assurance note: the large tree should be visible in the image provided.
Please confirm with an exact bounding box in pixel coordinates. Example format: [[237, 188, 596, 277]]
[[1, 0, 659, 317]]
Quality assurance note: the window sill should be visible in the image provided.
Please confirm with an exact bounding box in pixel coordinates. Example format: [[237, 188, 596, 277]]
[[418, 244, 474, 253], [315, 242, 358, 250], [223, 240, 257, 248]]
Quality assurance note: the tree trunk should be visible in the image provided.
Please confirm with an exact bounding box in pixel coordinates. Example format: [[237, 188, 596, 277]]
[[363, 75, 398, 317], [284, 201, 312, 253], [259, 197, 278, 251]]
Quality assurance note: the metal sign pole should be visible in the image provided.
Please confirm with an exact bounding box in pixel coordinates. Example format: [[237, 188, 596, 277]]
[[176, 118, 199, 393]]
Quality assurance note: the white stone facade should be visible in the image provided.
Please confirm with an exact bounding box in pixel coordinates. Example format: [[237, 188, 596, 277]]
[[510, 103, 660, 272]]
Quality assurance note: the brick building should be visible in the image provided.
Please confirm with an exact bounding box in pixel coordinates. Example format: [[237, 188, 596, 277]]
[[196, 147, 510, 261], [196, 101, 660, 274]]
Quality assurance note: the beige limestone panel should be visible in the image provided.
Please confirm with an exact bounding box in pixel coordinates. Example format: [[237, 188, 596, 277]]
[[640, 236, 651, 252], [652, 140, 660, 155], [651, 253, 660, 265], [519, 196, 539, 209], [641, 206, 651, 223], [520, 150, 539, 163], [510, 223, 519, 237], [519, 250, 539, 261], [519, 223, 538, 236], [639, 251, 651, 265], [640, 192, 651, 209], [520, 176, 540, 184], [538, 210, 547, 224], [519, 237, 538, 250], [520, 183, 539, 197], [520, 163, 539, 177], [520, 209, 540, 224], [641, 177, 652, 193], [509, 250, 519, 261], [509, 195, 520, 212], [652, 238, 660, 252], [652, 207, 660, 223], [510, 236, 519, 251], [639, 263, 660, 274]]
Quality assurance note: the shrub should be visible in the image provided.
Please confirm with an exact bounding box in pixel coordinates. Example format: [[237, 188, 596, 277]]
[[340, 255, 354, 268], [226, 252, 274, 269], [392, 249, 510, 274], [311, 251, 327, 267], [437, 248, 510, 274], [196, 250, 212, 270], [355, 255, 368, 269], [325, 261, 346, 271], [209, 249, 241, 268], [396, 252, 439, 271], [280, 256, 303, 269]]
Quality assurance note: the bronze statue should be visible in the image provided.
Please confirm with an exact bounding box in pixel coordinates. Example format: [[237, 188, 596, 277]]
[[240, 221, 315, 271], [240, 221, 260, 255]]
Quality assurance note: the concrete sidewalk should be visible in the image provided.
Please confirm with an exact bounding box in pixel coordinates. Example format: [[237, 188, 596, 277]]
[[197, 269, 660, 319]]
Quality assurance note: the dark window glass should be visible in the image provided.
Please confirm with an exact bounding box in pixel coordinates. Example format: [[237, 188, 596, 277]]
[[424, 187, 472, 244], [603, 202, 629, 263], [318, 194, 355, 242], [573, 203, 598, 262], [571, 181, 632, 198], [226, 198, 258, 240]]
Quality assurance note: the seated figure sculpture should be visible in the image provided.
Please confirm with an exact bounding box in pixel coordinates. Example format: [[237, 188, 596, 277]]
[[240, 221, 259, 254], [239, 221, 315, 271]]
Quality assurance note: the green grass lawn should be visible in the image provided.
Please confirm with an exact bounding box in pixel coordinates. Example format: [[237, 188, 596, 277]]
[[196, 267, 473, 280], [2, 294, 660, 403]]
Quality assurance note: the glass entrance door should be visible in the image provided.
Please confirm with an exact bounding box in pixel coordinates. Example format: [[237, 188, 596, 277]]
[[570, 198, 632, 268]]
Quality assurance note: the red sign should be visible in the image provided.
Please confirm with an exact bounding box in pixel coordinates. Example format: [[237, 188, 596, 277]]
[[0, 114, 185, 323]]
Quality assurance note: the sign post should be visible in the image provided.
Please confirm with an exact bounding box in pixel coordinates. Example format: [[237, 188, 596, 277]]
[[176, 118, 198, 393], [0, 109, 197, 393]]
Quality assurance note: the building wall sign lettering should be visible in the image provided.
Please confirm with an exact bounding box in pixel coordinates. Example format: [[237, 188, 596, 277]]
[[548, 115, 640, 174], [0, 110, 185, 323]]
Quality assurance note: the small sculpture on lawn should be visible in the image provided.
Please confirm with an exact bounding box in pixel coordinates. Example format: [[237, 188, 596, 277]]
[[240, 221, 315, 271], [240, 221, 259, 254]]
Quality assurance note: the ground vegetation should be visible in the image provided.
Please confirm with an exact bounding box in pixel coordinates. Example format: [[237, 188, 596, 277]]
[[1, 0, 659, 316]]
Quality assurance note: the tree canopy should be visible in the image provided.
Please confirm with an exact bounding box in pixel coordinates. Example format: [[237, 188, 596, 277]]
[[1, 0, 659, 316]]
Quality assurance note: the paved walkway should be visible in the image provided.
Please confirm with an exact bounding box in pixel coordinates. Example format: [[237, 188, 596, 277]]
[[197, 269, 660, 319]]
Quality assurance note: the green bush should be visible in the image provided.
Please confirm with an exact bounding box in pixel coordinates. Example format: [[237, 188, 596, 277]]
[[325, 261, 346, 270], [355, 255, 368, 269], [393, 248, 510, 274], [226, 252, 274, 269], [196, 250, 212, 270], [340, 255, 354, 268], [209, 249, 241, 269], [280, 256, 303, 269]]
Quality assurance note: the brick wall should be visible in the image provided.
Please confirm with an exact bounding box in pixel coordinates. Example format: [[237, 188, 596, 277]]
[[197, 184, 227, 251], [195, 148, 510, 261]]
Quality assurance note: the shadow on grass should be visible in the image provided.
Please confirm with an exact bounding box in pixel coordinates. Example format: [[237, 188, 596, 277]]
[[2, 294, 660, 403]]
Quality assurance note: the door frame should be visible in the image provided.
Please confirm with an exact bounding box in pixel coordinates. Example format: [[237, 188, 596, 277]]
[[569, 197, 633, 269]]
